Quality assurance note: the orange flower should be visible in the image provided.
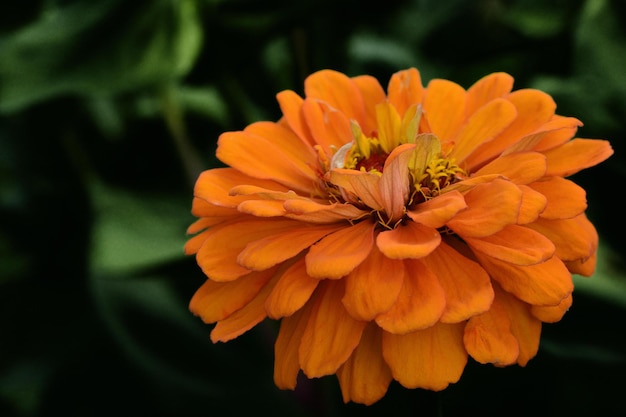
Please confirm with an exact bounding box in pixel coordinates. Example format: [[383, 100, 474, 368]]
[[185, 68, 613, 405]]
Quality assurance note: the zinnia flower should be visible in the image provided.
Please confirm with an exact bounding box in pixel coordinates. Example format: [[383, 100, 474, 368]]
[[185, 68, 613, 405]]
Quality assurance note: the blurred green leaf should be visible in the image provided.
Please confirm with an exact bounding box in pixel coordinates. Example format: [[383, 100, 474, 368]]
[[89, 181, 192, 273], [574, 242, 626, 308], [0, 0, 203, 113]]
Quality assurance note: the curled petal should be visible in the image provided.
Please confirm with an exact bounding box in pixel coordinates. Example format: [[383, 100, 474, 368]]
[[299, 280, 367, 377], [329, 169, 384, 210], [447, 178, 522, 238], [337, 324, 393, 405], [376, 221, 441, 259], [465, 225, 555, 266], [380, 143, 415, 221], [375, 259, 445, 334], [284, 199, 368, 223], [407, 190, 467, 228], [342, 246, 404, 321], [306, 220, 375, 279], [382, 323, 467, 390]]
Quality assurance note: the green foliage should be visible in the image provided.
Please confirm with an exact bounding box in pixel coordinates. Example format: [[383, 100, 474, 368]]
[[1, 0, 625, 416]]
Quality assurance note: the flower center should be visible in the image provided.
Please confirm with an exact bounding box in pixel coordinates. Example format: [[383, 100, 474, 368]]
[[410, 155, 465, 205]]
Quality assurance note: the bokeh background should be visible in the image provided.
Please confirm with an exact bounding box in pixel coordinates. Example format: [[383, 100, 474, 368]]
[[1, 0, 626, 416]]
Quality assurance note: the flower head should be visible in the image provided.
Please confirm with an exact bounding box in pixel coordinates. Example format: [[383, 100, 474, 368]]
[[185, 68, 613, 405]]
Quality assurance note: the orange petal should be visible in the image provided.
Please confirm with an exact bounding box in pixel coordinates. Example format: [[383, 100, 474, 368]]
[[375, 259, 445, 334], [529, 177, 587, 219], [189, 268, 275, 324], [464, 88, 555, 168], [337, 324, 393, 405], [190, 197, 239, 220], [245, 121, 316, 162], [463, 289, 520, 366], [352, 75, 387, 135], [499, 116, 581, 158], [342, 245, 405, 321], [210, 271, 280, 342], [465, 72, 514, 115], [472, 151, 547, 185], [375, 101, 403, 153], [376, 221, 441, 259], [543, 138, 613, 177], [474, 252, 573, 306], [185, 228, 211, 255], [217, 126, 318, 193], [329, 169, 384, 210], [276, 90, 315, 148], [450, 98, 517, 164], [447, 178, 522, 238], [565, 251, 597, 277], [382, 323, 467, 390], [422, 79, 466, 143], [237, 200, 289, 217], [304, 69, 366, 125], [187, 216, 224, 235], [528, 116, 582, 152], [465, 224, 555, 266], [498, 288, 541, 366], [387, 68, 424, 118], [195, 168, 290, 208], [407, 190, 467, 228], [274, 300, 313, 389], [517, 185, 548, 224], [379, 143, 414, 221], [302, 98, 353, 153], [421, 241, 494, 323], [265, 257, 320, 319], [237, 223, 344, 270], [299, 280, 367, 377], [305, 220, 375, 279], [526, 215, 597, 262], [530, 293, 572, 323], [196, 218, 301, 282], [283, 198, 368, 223]]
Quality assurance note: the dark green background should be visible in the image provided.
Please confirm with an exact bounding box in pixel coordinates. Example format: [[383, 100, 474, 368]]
[[1, 0, 625, 416]]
